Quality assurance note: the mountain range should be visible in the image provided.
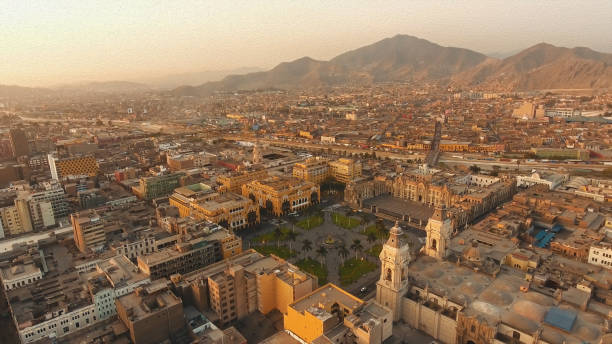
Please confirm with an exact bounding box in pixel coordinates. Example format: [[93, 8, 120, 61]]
[[175, 35, 612, 96], [2, 35, 611, 98]]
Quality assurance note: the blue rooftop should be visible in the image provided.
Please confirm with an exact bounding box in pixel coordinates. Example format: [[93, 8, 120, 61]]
[[544, 307, 577, 332]]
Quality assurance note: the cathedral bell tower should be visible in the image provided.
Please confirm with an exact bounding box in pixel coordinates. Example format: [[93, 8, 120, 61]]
[[424, 205, 452, 259], [376, 221, 412, 321]]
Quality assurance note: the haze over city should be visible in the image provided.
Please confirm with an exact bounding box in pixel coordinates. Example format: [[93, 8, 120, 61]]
[[2, 0, 612, 86], [1, 2, 612, 344]]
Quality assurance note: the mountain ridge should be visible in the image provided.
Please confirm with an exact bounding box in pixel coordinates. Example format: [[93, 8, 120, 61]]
[[174, 35, 612, 95]]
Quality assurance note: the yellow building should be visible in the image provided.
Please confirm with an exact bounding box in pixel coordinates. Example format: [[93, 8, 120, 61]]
[[217, 169, 268, 194], [242, 176, 320, 216], [168, 183, 213, 217], [170, 191, 260, 230], [0, 205, 28, 236], [48, 153, 99, 180], [284, 283, 392, 344], [292, 157, 329, 184], [329, 158, 362, 184]]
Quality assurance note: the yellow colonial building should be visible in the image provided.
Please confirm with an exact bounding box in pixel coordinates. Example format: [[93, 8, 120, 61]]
[[217, 169, 268, 194], [169, 188, 260, 230], [292, 157, 330, 184], [242, 176, 320, 216]]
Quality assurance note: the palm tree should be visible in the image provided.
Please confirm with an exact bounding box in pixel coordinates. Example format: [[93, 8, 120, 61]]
[[316, 246, 328, 267], [350, 239, 363, 260], [274, 226, 283, 248], [366, 232, 377, 246], [302, 239, 313, 259], [286, 231, 297, 254], [337, 244, 349, 264]]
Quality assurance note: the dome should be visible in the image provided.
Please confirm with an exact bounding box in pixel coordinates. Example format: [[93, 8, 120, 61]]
[[463, 241, 481, 262]]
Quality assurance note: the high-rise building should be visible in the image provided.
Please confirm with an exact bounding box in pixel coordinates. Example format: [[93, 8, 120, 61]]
[[9, 128, 30, 158], [71, 210, 106, 253], [48, 153, 99, 180]]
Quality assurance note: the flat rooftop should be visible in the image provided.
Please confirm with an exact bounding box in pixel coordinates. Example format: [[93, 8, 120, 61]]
[[290, 283, 363, 313]]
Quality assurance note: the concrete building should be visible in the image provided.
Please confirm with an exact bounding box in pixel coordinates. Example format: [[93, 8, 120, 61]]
[[48, 153, 99, 180], [0, 204, 30, 236], [217, 169, 268, 194], [517, 172, 568, 190], [71, 210, 106, 253], [1, 262, 43, 291], [132, 172, 185, 200], [329, 158, 362, 184], [189, 192, 260, 230], [293, 157, 330, 184], [284, 283, 392, 344], [588, 242, 612, 269], [9, 128, 30, 158], [242, 176, 320, 216], [115, 281, 185, 344], [172, 250, 316, 325]]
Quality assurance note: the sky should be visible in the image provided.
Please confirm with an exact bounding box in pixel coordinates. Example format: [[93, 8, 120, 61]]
[[2, 0, 611, 87]]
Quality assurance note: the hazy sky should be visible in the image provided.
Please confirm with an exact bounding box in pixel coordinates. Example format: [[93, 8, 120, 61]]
[[2, 0, 611, 87]]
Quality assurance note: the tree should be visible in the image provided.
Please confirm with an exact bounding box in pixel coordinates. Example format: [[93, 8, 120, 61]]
[[316, 246, 328, 267], [247, 211, 257, 227], [302, 239, 313, 259], [469, 164, 481, 174], [282, 200, 291, 215], [265, 200, 274, 216], [310, 191, 318, 204], [367, 232, 377, 246], [218, 219, 229, 229], [350, 239, 363, 260], [274, 227, 283, 248], [337, 244, 349, 264], [286, 230, 297, 253]]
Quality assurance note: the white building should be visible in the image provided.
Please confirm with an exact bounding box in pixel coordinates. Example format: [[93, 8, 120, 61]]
[[1, 263, 43, 291], [517, 172, 567, 190], [588, 242, 612, 269]]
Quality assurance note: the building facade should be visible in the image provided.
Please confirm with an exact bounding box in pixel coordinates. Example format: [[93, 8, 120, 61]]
[[242, 176, 320, 216]]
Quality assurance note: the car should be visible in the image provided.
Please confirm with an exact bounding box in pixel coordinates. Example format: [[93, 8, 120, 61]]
[[360, 287, 368, 293]]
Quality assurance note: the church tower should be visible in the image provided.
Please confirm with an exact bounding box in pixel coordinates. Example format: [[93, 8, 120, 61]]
[[252, 142, 263, 165], [424, 205, 452, 259], [376, 221, 412, 321]]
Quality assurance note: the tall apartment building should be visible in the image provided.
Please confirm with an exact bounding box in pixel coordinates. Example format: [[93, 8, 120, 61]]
[[9, 128, 30, 158], [293, 157, 330, 184], [71, 210, 106, 253], [172, 250, 316, 325], [242, 176, 320, 216], [137, 230, 241, 279], [132, 172, 185, 200], [217, 169, 268, 193], [48, 153, 99, 180], [0, 204, 30, 236], [329, 158, 362, 184]]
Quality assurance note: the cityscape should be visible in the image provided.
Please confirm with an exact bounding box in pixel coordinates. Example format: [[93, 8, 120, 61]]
[[1, 2, 612, 344]]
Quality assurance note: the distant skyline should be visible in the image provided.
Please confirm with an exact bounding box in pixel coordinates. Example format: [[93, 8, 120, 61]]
[[2, 0, 611, 87]]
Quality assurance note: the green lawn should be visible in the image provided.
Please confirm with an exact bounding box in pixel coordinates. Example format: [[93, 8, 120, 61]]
[[253, 227, 296, 244], [332, 213, 361, 229], [296, 258, 328, 285], [254, 245, 296, 259], [366, 244, 382, 257], [339, 258, 377, 286], [296, 215, 324, 230], [363, 224, 387, 240]]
